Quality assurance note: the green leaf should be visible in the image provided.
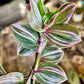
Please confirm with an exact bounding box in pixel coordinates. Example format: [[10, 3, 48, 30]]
[[0, 72, 24, 84], [35, 0, 45, 17], [41, 46, 64, 63], [28, 0, 45, 32], [11, 22, 39, 49], [0, 65, 7, 75], [43, 24, 81, 48], [43, 10, 58, 24], [35, 62, 67, 84], [54, 3, 76, 24], [67, 69, 80, 84], [17, 45, 35, 56]]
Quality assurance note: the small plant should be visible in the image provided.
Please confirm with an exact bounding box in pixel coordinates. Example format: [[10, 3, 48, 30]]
[[0, 0, 81, 84]]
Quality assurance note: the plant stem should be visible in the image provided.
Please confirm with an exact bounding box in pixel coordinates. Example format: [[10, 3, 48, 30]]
[[33, 53, 40, 71], [27, 37, 46, 84], [31, 37, 44, 84], [31, 53, 40, 84]]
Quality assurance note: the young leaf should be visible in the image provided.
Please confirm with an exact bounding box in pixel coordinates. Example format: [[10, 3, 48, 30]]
[[40, 46, 64, 63], [0, 72, 24, 84], [43, 10, 58, 24], [43, 24, 81, 48], [28, 0, 45, 32], [54, 3, 76, 24], [17, 45, 35, 56], [0, 65, 7, 76], [35, 62, 67, 84], [11, 22, 39, 49]]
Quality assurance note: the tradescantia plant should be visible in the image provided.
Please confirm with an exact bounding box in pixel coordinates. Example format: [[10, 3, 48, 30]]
[[0, 0, 81, 84]]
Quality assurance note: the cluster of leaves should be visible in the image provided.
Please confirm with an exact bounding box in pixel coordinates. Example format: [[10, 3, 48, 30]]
[[0, 0, 81, 84]]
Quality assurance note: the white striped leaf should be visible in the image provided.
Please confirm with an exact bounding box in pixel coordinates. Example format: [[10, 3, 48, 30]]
[[43, 24, 81, 48], [40, 46, 64, 63], [0, 65, 7, 76], [11, 22, 39, 49], [0, 72, 24, 84], [43, 3, 76, 30], [17, 45, 35, 56], [35, 62, 67, 84], [35, 0, 45, 17], [28, 0, 45, 32], [54, 3, 76, 24]]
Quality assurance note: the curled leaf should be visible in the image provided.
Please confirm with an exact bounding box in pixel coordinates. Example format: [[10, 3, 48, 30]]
[[35, 62, 67, 84], [40, 46, 64, 63], [11, 22, 39, 49], [17, 45, 35, 56], [43, 24, 81, 48]]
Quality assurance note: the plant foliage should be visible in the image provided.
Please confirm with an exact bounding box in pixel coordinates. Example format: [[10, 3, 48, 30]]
[[0, 0, 81, 84]]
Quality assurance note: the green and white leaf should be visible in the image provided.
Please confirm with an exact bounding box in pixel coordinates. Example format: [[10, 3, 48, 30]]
[[11, 22, 39, 49], [17, 45, 35, 56], [41, 46, 64, 63], [35, 62, 67, 84], [28, 0, 45, 32], [54, 3, 76, 24], [43, 24, 81, 48], [0, 72, 24, 84], [35, 0, 45, 17]]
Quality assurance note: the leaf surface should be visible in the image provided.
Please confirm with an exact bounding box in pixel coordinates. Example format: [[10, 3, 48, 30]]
[[35, 62, 67, 84], [11, 22, 39, 49], [0, 72, 24, 84], [28, 0, 44, 32], [41, 46, 64, 63], [17, 45, 35, 56], [43, 24, 81, 48]]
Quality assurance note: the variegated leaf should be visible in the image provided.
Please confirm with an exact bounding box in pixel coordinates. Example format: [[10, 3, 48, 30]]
[[35, 0, 45, 17], [17, 45, 35, 56], [44, 3, 76, 30], [11, 22, 39, 49], [35, 62, 67, 84], [54, 3, 76, 24], [40, 46, 64, 63], [43, 24, 81, 48], [28, 0, 45, 32], [0, 72, 24, 84], [0, 65, 7, 76]]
